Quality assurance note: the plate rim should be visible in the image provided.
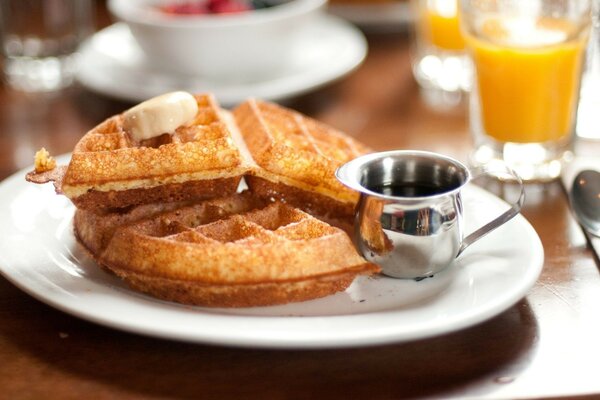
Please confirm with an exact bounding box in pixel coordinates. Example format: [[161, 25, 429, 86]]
[[328, 2, 413, 27], [0, 157, 544, 349]]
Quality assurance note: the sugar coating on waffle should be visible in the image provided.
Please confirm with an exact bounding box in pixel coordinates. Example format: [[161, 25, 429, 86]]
[[62, 94, 247, 210], [233, 99, 371, 218], [74, 193, 379, 307]]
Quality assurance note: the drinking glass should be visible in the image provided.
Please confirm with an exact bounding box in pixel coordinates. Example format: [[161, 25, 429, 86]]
[[462, 0, 591, 181], [411, 0, 472, 109], [577, 0, 600, 140], [0, 0, 93, 92]]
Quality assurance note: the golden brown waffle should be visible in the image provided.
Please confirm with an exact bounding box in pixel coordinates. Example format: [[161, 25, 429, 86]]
[[233, 99, 371, 220], [59, 94, 247, 211], [359, 200, 393, 254], [75, 192, 379, 307]]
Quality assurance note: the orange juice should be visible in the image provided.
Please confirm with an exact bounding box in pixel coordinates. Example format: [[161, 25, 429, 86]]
[[427, 0, 465, 51], [416, 0, 465, 51], [468, 17, 587, 143]]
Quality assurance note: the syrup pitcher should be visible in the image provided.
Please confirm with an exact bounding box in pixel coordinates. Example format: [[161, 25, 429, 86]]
[[336, 150, 524, 279]]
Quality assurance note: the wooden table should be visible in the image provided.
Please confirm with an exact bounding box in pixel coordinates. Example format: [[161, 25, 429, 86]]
[[2, 11, 600, 400]]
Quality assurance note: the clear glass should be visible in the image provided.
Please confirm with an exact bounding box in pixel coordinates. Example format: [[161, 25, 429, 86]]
[[410, 0, 473, 110], [462, 0, 591, 182], [576, 1, 600, 140], [0, 0, 93, 92]]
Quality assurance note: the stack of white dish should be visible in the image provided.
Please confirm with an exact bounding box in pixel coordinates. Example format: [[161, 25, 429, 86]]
[[77, 0, 368, 105]]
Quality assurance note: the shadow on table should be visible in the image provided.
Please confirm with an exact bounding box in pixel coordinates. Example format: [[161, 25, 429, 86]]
[[2, 292, 538, 400]]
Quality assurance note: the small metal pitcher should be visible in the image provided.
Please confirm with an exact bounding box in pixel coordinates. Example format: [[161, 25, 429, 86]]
[[336, 150, 524, 279]]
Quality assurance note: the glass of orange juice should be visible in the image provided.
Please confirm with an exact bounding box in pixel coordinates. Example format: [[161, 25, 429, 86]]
[[411, 0, 472, 109], [462, 0, 591, 181]]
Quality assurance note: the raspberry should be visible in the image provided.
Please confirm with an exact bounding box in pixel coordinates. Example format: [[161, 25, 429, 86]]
[[160, 2, 208, 15], [207, 0, 252, 14]]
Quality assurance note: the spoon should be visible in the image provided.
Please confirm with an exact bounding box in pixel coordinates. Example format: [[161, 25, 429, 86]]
[[570, 169, 600, 237]]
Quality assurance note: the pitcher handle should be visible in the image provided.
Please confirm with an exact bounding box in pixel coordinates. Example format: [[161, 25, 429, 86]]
[[457, 164, 525, 257]]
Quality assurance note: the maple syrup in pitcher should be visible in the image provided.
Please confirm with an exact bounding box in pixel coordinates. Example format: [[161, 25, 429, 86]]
[[367, 182, 452, 197]]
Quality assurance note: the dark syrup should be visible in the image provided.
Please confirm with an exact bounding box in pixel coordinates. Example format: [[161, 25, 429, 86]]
[[368, 182, 449, 197]]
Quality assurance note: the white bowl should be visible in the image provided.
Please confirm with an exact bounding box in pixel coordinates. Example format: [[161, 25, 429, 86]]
[[108, 0, 326, 82]]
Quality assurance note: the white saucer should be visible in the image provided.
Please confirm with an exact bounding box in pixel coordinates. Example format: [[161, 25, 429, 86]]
[[0, 155, 544, 349], [329, 2, 412, 31], [76, 16, 367, 106]]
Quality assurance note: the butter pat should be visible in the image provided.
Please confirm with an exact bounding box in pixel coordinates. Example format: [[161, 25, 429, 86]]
[[123, 91, 198, 141]]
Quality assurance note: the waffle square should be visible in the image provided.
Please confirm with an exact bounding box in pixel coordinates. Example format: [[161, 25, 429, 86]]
[[62, 94, 248, 211], [233, 99, 371, 219], [75, 192, 379, 307]]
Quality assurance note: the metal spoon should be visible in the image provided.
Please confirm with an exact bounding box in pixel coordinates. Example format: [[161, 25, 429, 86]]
[[570, 169, 600, 237]]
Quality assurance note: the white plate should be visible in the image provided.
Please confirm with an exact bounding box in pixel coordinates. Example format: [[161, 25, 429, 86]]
[[0, 156, 543, 349], [76, 16, 367, 106], [329, 2, 412, 31]]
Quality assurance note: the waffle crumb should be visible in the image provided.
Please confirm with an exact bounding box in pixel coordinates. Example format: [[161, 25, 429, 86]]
[[34, 148, 56, 173]]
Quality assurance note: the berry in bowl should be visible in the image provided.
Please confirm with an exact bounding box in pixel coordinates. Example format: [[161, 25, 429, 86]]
[[158, 0, 273, 15]]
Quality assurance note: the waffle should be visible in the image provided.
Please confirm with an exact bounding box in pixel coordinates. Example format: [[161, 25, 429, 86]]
[[75, 192, 379, 307], [233, 99, 371, 220], [58, 94, 247, 210], [359, 200, 393, 254]]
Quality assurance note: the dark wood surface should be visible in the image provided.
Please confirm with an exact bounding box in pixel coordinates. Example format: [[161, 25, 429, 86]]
[[2, 7, 600, 400]]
